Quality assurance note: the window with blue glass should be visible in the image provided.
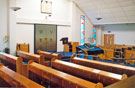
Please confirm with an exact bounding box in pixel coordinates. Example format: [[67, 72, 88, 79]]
[[93, 26, 96, 45], [80, 16, 85, 45]]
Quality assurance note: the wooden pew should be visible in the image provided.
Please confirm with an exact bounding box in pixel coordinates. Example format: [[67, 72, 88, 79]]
[[28, 61, 103, 88], [38, 50, 62, 66], [16, 50, 49, 66], [0, 64, 44, 88], [0, 52, 23, 74], [124, 49, 135, 65], [38, 50, 62, 60], [71, 57, 135, 77], [98, 49, 114, 60], [52, 59, 127, 86], [105, 76, 135, 88]]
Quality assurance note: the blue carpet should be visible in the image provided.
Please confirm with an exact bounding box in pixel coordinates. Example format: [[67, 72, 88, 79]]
[[125, 63, 135, 67], [23, 62, 28, 64]]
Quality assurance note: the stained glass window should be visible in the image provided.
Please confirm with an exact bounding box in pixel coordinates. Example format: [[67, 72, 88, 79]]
[[93, 26, 96, 45], [80, 16, 85, 45]]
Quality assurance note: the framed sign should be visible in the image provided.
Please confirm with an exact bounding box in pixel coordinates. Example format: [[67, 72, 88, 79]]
[[41, 0, 52, 14]]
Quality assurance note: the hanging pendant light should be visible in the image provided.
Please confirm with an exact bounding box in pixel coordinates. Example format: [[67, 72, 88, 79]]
[[11, 7, 21, 11], [10, 0, 21, 11], [96, 6, 102, 20], [96, 17, 102, 20]]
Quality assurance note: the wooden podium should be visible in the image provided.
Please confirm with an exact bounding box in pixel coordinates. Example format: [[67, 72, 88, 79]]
[[64, 42, 79, 53]]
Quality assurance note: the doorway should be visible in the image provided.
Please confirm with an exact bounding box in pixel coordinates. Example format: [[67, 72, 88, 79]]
[[104, 34, 114, 46]]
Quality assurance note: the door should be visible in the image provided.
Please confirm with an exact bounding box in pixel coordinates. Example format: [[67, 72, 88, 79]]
[[34, 24, 57, 53], [104, 34, 114, 46]]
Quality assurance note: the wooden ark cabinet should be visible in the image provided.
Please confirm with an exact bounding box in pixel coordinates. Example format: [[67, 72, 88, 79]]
[[34, 24, 57, 53]]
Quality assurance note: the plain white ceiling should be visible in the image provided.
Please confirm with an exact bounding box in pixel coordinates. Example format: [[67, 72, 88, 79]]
[[73, 0, 135, 25]]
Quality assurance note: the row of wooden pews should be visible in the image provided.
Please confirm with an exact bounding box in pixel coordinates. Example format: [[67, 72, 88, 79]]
[[0, 64, 44, 88], [37, 50, 62, 60], [52, 59, 127, 86], [0, 51, 104, 88], [16, 50, 62, 67], [71, 56, 135, 77], [16, 50, 50, 66], [28, 61, 103, 88], [0, 50, 135, 88], [38, 50, 62, 66]]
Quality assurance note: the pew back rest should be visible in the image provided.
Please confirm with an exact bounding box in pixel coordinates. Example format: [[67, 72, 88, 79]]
[[38, 50, 62, 60], [52, 59, 127, 86], [71, 57, 135, 77], [0, 64, 44, 88], [0, 52, 23, 74], [16, 51, 40, 63]]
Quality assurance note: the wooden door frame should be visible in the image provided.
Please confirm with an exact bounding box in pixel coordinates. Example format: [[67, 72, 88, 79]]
[[104, 34, 114, 46]]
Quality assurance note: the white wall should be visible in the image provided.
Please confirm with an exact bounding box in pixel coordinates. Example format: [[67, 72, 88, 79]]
[[96, 26, 102, 45], [104, 24, 135, 45], [16, 0, 72, 24], [0, 0, 93, 54], [16, 24, 34, 53], [15, 1, 93, 53], [72, 3, 93, 44], [0, 0, 8, 51], [9, 0, 18, 55], [57, 26, 72, 51], [14, 0, 73, 53], [95, 25, 105, 45]]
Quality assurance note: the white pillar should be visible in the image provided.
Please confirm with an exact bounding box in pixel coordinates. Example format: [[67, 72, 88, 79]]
[[8, 0, 17, 55]]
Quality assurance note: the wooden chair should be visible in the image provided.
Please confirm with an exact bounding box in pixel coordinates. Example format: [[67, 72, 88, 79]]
[[127, 51, 135, 66], [98, 49, 114, 61], [17, 43, 29, 53]]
